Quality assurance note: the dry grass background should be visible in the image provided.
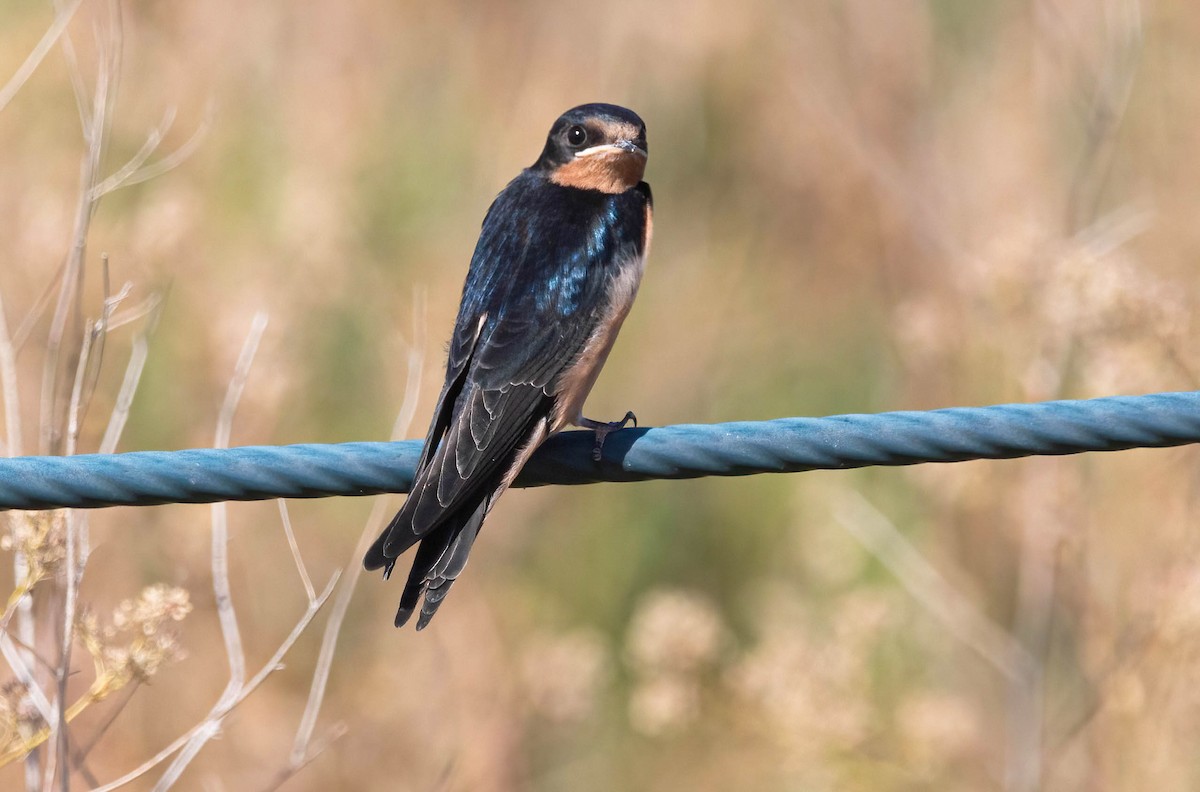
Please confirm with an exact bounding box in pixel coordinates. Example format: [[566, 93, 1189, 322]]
[[2, 0, 1200, 789]]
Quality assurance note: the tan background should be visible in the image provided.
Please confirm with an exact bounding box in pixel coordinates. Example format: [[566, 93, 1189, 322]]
[[2, 0, 1200, 789]]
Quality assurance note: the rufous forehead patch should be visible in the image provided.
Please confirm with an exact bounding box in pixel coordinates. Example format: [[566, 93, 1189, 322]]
[[588, 120, 642, 145]]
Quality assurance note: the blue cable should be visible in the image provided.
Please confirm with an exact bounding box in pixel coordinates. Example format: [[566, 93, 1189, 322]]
[[0, 391, 1196, 511]]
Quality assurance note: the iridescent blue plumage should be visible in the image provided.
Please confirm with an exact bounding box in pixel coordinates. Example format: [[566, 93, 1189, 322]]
[[364, 104, 652, 629]]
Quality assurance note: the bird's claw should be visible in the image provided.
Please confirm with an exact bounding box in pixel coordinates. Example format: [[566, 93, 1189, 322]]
[[582, 410, 637, 462]]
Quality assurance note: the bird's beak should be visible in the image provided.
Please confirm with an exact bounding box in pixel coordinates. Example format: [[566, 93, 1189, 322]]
[[613, 139, 648, 158], [576, 139, 648, 159]]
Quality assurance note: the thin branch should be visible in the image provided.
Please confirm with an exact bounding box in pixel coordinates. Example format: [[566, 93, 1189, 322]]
[[63, 321, 96, 460], [1064, 0, 1144, 232], [0, 632, 56, 728], [139, 314, 269, 788], [212, 315, 270, 676], [68, 681, 141, 774], [0, 624, 60, 673], [107, 104, 214, 193], [287, 292, 426, 768], [98, 295, 162, 455], [0, 294, 22, 458], [40, 27, 110, 457], [1004, 460, 1065, 792], [276, 502, 315, 605], [89, 108, 176, 201], [224, 581, 342, 733], [262, 723, 348, 792], [45, 511, 90, 792], [13, 549, 40, 790], [89, 575, 339, 792], [151, 722, 219, 792], [831, 489, 1034, 681], [89, 0, 124, 176], [288, 497, 387, 771], [49, 325, 100, 788], [214, 312, 268, 450], [0, 0, 85, 114], [388, 287, 427, 443], [44, 523, 88, 792], [12, 264, 65, 354], [80, 261, 128, 430], [51, 0, 88, 131], [64, 266, 131, 457], [106, 291, 162, 333]]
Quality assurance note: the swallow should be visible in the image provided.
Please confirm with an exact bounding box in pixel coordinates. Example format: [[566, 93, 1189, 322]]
[[364, 103, 653, 629]]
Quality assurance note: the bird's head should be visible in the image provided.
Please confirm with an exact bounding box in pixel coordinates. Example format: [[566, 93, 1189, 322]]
[[535, 103, 648, 194]]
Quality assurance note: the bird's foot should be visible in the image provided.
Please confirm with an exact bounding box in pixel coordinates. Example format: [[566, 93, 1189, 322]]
[[578, 411, 637, 462]]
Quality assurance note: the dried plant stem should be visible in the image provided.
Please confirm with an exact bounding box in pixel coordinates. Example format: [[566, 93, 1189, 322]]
[[38, 259, 125, 790], [11, 267, 65, 356], [95, 105, 213, 196], [833, 489, 1034, 680], [63, 321, 96, 460], [0, 0, 85, 114], [48, 314, 101, 788], [68, 266, 137, 456], [1062, 0, 1143, 232], [0, 648, 119, 767], [2, 270, 36, 786], [284, 291, 426, 774], [38, 0, 202, 458], [1004, 459, 1068, 792], [277, 502, 316, 604], [96, 291, 162, 455], [0, 634, 55, 728], [89, 576, 340, 792], [210, 315, 271, 704], [70, 683, 140, 774], [214, 313, 268, 450], [40, 4, 120, 458], [15, 554, 39, 790], [51, 513, 86, 792], [0, 294, 21, 458], [88, 108, 177, 201], [82, 311, 347, 791], [2, 2, 206, 789], [143, 312, 286, 789]]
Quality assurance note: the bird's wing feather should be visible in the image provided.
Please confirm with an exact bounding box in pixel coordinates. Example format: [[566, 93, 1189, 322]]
[[390, 313, 595, 551]]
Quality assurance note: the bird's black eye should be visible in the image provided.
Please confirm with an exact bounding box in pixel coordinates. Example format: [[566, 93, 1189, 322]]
[[566, 125, 588, 147]]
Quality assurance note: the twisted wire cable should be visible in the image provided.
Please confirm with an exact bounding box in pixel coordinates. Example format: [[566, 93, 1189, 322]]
[[0, 391, 1197, 511]]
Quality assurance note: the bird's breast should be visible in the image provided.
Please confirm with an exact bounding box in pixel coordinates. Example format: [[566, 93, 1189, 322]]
[[549, 252, 646, 433]]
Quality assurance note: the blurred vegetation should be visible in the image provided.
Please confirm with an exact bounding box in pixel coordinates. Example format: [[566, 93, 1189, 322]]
[[3, 0, 1200, 789]]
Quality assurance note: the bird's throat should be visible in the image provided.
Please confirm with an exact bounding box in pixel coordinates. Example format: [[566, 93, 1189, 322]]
[[550, 150, 646, 194]]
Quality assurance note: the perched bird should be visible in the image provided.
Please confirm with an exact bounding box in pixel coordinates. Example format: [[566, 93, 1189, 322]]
[[364, 103, 653, 629]]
